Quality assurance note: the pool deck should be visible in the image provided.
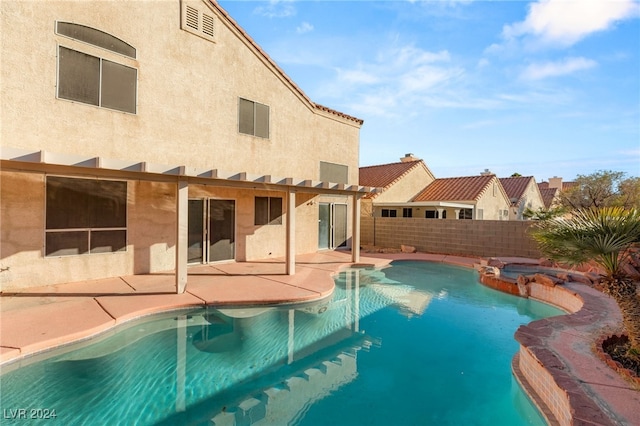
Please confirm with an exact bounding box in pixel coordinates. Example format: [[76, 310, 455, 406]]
[[1, 250, 638, 425]]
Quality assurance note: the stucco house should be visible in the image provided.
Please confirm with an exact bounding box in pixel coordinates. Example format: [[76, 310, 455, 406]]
[[359, 158, 511, 220], [411, 173, 512, 220], [0, 0, 371, 292], [499, 176, 545, 220], [538, 176, 576, 209], [358, 154, 436, 218]]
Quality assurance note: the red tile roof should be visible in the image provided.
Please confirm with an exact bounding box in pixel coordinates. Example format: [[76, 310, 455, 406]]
[[210, 1, 363, 125], [359, 160, 421, 188], [499, 176, 534, 205], [538, 181, 575, 191], [539, 187, 559, 208], [413, 175, 496, 202], [359, 160, 432, 198]]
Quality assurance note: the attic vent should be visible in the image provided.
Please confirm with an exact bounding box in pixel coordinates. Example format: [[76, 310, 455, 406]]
[[185, 6, 199, 30], [202, 14, 215, 37], [181, 1, 216, 43]]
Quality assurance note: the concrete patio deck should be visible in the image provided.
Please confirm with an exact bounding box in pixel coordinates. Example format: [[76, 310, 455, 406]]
[[0, 251, 398, 364]]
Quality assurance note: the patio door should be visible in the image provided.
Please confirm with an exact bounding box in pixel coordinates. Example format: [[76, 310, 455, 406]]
[[188, 199, 235, 264], [318, 202, 348, 250]]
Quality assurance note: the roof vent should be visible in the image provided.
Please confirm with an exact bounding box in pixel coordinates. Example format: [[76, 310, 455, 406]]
[[181, 1, 216, 43]]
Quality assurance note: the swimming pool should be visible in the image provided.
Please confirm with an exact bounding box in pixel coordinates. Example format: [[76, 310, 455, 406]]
[[0, 261, 562, 425]]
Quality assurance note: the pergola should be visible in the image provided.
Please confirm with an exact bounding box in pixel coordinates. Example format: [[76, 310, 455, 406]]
[[1, 146, 378, 293]]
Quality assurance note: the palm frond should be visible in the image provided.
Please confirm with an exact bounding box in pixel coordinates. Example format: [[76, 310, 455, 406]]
[[531, 207, 640, 277]]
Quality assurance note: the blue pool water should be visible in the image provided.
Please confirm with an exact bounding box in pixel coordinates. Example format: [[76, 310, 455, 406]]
[[0, 261, 562, 425]]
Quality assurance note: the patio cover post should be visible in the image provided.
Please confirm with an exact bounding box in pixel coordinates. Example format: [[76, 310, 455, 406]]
[[286, 190, 296, 275], [352, 194, 360, 263], [176, 178, 188, 294]]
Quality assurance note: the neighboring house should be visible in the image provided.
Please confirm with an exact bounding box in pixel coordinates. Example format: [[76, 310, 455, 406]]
[[499, 176, 545, 220], [0, 0, 370, 291], [538, 176, 576, 208], [411, 173, 512, 220], [358, 154, 436, 218]]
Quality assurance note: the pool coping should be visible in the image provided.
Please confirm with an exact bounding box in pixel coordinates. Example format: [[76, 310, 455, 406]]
[[361, 252, 640, 426], [478, 262, 640, 426], [2, 250, 638, 425], [0, 251, 393, 367]]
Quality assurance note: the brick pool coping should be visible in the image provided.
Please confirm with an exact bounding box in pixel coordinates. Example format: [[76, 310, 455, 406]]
[[365, 252, 639, 426], [478, 264, 640, 426]]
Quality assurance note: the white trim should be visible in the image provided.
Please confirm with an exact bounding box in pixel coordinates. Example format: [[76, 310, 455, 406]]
[[374, 201, 474, 209]]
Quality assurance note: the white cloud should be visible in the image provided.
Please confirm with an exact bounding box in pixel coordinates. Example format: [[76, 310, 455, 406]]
[[477, 58, 490, 68], [520, 57, 597, 80], [254, 0, 296, 18], [336, 68, 380, 85], [327, 44, 465, 116], [296, 21, 314, 34], [399, 66, 454, 92], [620, 148, 640, 156], [503, 0, 639, 47]]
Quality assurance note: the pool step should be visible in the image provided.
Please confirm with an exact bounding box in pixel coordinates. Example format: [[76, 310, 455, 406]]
[[209, 352, 360, 425]]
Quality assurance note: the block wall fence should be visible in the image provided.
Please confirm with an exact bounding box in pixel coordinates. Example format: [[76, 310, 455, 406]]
[[360, 217, 542, 258]]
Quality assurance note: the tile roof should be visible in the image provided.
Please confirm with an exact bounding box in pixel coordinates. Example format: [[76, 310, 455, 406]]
[[538, 181, 576, 190], [210, 1, 363, 125], [412, 175, 495, 202], [359, 160, 426, 198], [539, 187, 558, 208], [499, 176, 534, 205]]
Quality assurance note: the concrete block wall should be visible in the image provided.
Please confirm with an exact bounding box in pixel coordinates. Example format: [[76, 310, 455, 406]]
[[360, 217, 541, 258]]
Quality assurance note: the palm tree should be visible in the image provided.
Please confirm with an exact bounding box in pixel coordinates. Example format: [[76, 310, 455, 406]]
[[531, 207, 640, 360]]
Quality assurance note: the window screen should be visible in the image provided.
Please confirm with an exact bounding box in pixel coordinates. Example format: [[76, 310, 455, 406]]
[[46, 177, 127, 256], [319, 161, 348, 184], [239, 98, 269, 138], [101, 60, 137, 113], [57, 22, 136, 58], [255, 196, 282, 225], [58, 47, 100, 106], [57, 46, 137, 113]]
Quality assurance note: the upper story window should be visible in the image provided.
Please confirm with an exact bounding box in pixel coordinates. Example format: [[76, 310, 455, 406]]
[[56, 22, 136, 58], [239, 98, 269, 138], [320, 161, 348, 184], [56, 22, 137, 114], [402, 208, 413, 218]]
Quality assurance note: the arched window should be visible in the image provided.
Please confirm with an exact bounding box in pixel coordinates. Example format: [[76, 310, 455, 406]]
[[56, 22, 135, 58], [56, 22, 137, 114]]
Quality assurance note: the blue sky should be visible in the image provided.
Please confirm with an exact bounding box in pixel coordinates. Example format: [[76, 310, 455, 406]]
[[218, 0, 640, 182]]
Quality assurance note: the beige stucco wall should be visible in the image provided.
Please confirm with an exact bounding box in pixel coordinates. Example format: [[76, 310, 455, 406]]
[[372, 165, 434, 205], [0, 171, 174, 290], [510, 181, 545, 220], [475, 180, 511, 220], [1, 1, 363, 289], [0, 169, 341, 290], [364, 164, 434, 219], [0, 0, 360, 182]]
